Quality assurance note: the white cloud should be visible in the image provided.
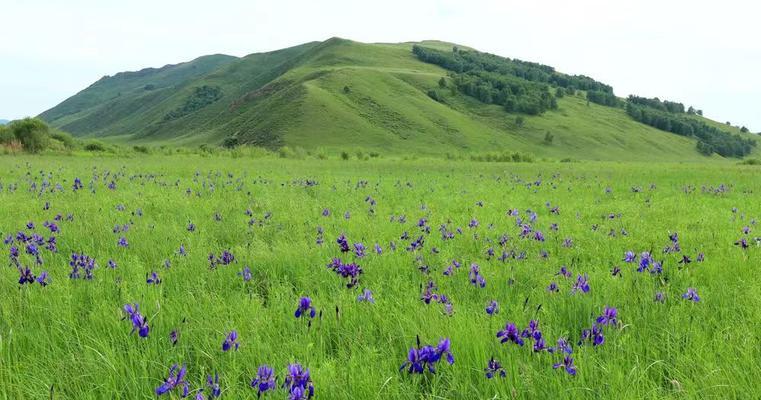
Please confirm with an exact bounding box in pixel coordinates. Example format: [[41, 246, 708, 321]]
[[1, 0, 759, 131]]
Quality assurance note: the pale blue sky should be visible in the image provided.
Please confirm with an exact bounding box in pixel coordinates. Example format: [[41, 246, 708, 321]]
[[1, 0, 759, 131]]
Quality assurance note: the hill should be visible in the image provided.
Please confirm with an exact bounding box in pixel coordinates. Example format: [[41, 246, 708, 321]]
[[0, 119, 9, 125], [39, 38, 759, 161]]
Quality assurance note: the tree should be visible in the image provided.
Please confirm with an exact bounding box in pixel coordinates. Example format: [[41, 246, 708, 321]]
[[740, 126, 749, 133], [438, 77, 447, 88], [9, 118, 50, 153], [222, 136, 239, 148], [343, 85, 351, 94]]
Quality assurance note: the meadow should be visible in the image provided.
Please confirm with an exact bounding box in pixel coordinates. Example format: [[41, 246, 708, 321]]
[[0, 155, 759, 399]]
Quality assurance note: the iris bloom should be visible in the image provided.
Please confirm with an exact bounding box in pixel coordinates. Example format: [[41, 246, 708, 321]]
[[553, 356, 577, 376], [222, 330, 239, 351], [251, 365, 276, 396], [682, 288, 700, 302], [596, 306, 618, 326], [155, 364, 188, 396], [484, 357, 506, 378], [497, 322, 524, 346], [295, 297, 316, 319], [485, 300, 499, 315]]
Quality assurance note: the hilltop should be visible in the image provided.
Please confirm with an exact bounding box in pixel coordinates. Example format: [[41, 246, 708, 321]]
[[39, 37, 758, 161]]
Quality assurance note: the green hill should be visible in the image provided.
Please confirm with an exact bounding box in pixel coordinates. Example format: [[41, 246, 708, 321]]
[[39, 37, 759, 161], [0, 119, 8, 125]]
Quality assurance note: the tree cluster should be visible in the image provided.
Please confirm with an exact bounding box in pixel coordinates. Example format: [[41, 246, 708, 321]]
[[625, 102, 755, 157], [412, 45, 613, 115], [163, 85, 223, 121]]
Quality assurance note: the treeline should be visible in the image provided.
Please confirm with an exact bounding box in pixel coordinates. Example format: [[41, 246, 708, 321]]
[[625, 100, 755, 157], [412, 45, 613, 115], [586, 90, 621, 107]]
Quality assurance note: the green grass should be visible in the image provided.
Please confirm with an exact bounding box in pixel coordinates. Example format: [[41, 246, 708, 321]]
[[1, 155, 759, 399], [38, 38, 760, 161]]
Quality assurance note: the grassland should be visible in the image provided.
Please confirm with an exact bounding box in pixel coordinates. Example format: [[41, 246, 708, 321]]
[[1, 154, 759, 399]]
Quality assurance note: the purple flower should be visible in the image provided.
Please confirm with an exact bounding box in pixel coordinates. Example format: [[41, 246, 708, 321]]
[[553, 356, 577, 376], [206, 373, 221, 398], [556, 266, 571, 278], [283, 363, 314, 399], [169, 330, 179, 346], [336, 234, 350, 252], [571, 274, 590, 294], [682, 288, 700, 302], [108, 259, 117, 269], [155, 364, 188, 396], [18, 266, 35, 285], [222, 330, 239, 351], [469, 263, 486, 288], [239, 266, 252, 282], [251, 365, 276, 396], [623, 251, 636, 263], [485, 300, 499, 315], [596, 306, 618, 326], [123, 303, 149, 338], [654, 291, 666, 303], [357, 288, 375, 303], [484, 357, 506, 379], [117, 237, 128, 247], [295, 297, 316, 319], [547, 281, 559, 292], [353, 242, 366, 258], [35, 270, 49, 286], [550, 337, 573, 354], [322, 208, 330, 217], [146, 271, 161, 285], [497, 322, 524, 346]]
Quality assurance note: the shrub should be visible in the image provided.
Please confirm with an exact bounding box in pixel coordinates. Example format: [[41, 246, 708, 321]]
[[84, 141, 107, 152], [133, 145, 150, 154], [50, 131, 75, 148], [341, 151, 350, 160], [9, 118, 50, 153], [739, 158, 761, 165], [222, 136, 239, 149]]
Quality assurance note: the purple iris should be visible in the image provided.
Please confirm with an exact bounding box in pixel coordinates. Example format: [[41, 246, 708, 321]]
[[295, 297, 316, 319], [357, 288, 375, 303], [123, 303, 149, 338], [654, 291, 666, 303], [596, 306, 618, 326], [146, 271, 161, 285], [497, 322, 524, 346], [222, 330, 239, 351], [484, 357, 506, 378], [117, 237, 128, 247], [155, 364, 188, 396], [556, 266, 571, 278], [682, 288, 700, 302], [251, 365, 276, 396], [353, 243, 366, 258], [623, 251, 636, 263], [35, 270, 49, 286], [553, 356, 577, 376], [206, 374, 221, 398], [400, 337, 454, 374], [571, 274, 590, 294], [336, 234, 350, 252], [485, 300, 499, 315], [18, 266, 35, 285], [283, 363, 314, 399], [547, 281, 559, 292], [469, 263, 486, 288], [239, 266, 252, 282]]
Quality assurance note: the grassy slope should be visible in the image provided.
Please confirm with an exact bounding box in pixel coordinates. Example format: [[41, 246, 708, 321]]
[[40, 38, 760, 160]]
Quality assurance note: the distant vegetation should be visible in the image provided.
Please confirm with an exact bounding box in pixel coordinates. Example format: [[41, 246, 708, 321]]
[[163, 85, 224, 121], [0, 118, 76, 153], [412, 45, 612, 115], [624, 96, 755, 157]]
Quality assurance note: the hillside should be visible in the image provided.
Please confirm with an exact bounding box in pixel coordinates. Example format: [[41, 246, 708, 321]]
[[39, 38, 759, 161], [0, 119, 8, 125]]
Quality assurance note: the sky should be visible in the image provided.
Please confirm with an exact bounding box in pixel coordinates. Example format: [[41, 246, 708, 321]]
[[1, 0, 759, 131]]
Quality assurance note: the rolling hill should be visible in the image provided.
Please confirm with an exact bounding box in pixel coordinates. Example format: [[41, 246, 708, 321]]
[[0, 119, 9, 125], [39, 37, 759, 161]]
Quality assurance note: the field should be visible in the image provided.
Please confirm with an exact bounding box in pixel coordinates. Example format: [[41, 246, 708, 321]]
[[1, 155, 759, 399]]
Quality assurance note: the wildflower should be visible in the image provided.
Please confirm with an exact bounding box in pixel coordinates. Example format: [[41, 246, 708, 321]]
[[146, 271, 161, 285], [682, 288, 700, 302], [556, 266, 571, 278], [469, 263, 486, 288], [611, 266, 621, 276], [336, 234, 350, 252], [484, 357, 506, 378], [18, 266, 35, 285], [596, 306, 618, 326], [735, 238, 748, 249], [571, 274, 590, 294], [357, 288, 375, 303], [623, 251, 636, 263], [123, 303, 149, 338], [206, 374, 221, 398], [155, 364, 188, 396], [654, 291, 666, 303], [283, 363, 314, 399], [553, 356, 577, 376], [222, 330, 239, 351], [547, 281, 559, 292], [108, 259, 117, 269], [497, 322, 524, 346], [251, 365, 276, 396], [36, 270, 50, 286], [169, 330, 179, 346], [485, 300, 499, 315], [295, 297, 316, 319], [239, 266, 252, 282], [353, 242, 366, 258], [117, 237, 128, 247], [550, 337, 573, 354]]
